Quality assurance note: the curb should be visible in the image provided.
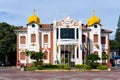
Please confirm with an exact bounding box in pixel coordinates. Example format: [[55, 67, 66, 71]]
[[34, 69, 111, 72]]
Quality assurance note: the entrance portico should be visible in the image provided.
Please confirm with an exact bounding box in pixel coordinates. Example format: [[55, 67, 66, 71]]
[[56, 42, 83, 65], [52, 16, 83, 65]]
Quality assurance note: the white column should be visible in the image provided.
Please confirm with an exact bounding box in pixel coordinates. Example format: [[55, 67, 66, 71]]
[[58, 45, 61, 63], [71, 45, 74, 62], [53, 26, 56, 64], [79, 45, 82, 64], [74, 45, 77, 64], [75, 28, 76, 39], [68, 45, 70, 64], [58, 28, 60, 40]]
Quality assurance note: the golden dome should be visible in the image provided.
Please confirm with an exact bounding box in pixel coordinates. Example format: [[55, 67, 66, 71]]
[[27, 10, 40, 24], [87, 10, 100, 26]]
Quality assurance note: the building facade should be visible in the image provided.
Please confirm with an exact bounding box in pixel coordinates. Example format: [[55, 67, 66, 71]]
[[14, 11, 112, 66]]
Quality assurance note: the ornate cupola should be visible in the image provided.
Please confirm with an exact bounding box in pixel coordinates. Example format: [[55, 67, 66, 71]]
[[87, 10, 101, 26], [27, 9, 40, 24]]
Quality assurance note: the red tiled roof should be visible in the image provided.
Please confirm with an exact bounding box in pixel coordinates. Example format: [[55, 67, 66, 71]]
[[101, 28, 112, 33], [40, 24, 51, 28], [18, 28, 27, 30], [15, 24, 51, 31], [15, 25, 112, 34], [14, 27, 27, 31]]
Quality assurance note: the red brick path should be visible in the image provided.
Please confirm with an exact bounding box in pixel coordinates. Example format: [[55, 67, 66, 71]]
[[0, 71, 120, 80]]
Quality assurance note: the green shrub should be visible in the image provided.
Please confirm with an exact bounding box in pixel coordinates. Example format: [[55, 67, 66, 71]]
[[83, 64, 91, 70], [86, 62, 100, 69], [57, 64, 64, 69], [33, 61, 40, 66], [38, 65, 43, 70], [24, 66, 38, 71], [97, 65, 108, 70], [75, 64, 84, 70], [61, 58, 68, 64], [86, 53, 100, 69], [43, 64, 58, 69], [38, 64, 59, 70], [64, 64, 71, 70], [75, 64, 91, 70]]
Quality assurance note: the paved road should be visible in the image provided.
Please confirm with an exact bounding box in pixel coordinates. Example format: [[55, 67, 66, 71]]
[[0, 70, 120, 80]]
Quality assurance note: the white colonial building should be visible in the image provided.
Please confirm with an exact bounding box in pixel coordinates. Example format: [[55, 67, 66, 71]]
[[14, 10, 112, 66]]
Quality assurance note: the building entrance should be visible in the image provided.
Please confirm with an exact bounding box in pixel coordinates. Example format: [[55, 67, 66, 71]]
[[61, 50, 71, 65], [60, 45, 74, 65]]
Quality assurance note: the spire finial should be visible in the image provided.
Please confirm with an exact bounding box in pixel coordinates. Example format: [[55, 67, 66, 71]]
[[33, 9, 36, 15], [92, 10, 95, 16]]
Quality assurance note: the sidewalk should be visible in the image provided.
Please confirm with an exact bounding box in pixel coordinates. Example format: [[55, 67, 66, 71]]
[[0, 66, 20, 72], [0, 70, 120, 80]]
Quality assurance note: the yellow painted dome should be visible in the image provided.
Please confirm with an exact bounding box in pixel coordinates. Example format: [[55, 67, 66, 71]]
[[27, 10, 40, 24], [87, 10, 100, 26]]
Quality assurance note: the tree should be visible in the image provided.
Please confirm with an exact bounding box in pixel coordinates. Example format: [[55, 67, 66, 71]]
[[102, 52, 109, 60], [86, 54, 100, 63], [86, 53, 100, 69], [0, 22, 18, 64], [24, 50, 31, 56], [115, 16, 120, 41], [101, 52, 109, 65], [110, 40, 117, 50], [114, 16, 120, 55], [30, 51, 44, 62]]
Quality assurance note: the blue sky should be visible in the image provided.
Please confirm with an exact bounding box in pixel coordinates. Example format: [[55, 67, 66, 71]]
[[0, 0, 119, 39]]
